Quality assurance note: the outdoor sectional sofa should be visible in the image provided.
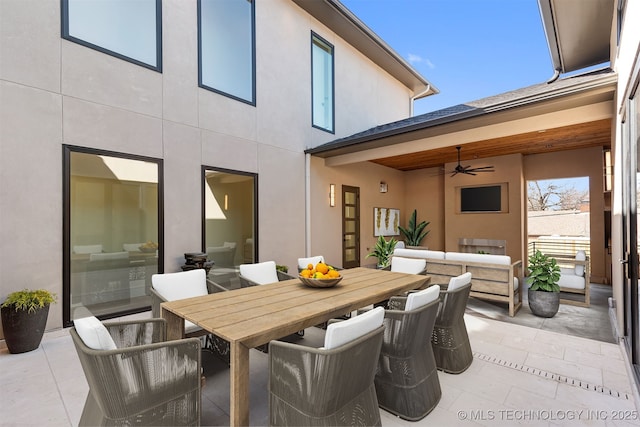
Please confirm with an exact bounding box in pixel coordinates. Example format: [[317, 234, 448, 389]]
[[393, 248, 523, 317]]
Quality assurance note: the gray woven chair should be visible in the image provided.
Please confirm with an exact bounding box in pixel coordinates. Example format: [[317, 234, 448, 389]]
[[375, 288, 441, 421], [269, 318, 384, 426], [150, 269, 230, 362], [431, 273, 473, 374], [70, 318, 201, 426]]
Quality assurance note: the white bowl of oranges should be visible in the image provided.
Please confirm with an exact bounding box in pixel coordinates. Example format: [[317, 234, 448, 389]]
[[298, 262, 342, 288]]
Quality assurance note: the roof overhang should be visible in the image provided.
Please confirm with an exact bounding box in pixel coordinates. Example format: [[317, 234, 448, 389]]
[[306, 71, 616, 171], [538, 0, 613, 74], [291, 0, 438, 99]]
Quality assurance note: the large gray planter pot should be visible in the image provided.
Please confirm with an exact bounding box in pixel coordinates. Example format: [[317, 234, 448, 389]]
[[528, 289, 560, 318], [1, 304, 50, 354]]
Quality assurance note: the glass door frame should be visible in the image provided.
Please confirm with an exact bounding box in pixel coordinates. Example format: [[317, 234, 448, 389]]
[[62, 145, 164, 327]]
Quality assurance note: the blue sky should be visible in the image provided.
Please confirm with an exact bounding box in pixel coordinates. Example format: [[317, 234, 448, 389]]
[[340, 0, 554, 116]]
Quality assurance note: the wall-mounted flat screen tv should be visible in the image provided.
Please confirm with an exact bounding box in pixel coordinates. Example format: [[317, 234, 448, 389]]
[[460, 185, 503, 212]]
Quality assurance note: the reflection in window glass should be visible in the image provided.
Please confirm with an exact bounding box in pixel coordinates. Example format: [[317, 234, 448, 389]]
[[199, 0, 255, 103], [63, 0, 161, 70], [312, 33, 334, 132], [204, 168, 256, 289], [67, 150, 160, 321]]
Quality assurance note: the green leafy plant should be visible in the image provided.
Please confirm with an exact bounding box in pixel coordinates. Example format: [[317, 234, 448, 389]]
[[366, 235, 398, 268], [276, 264, 288, 274], [1, 289, 57, 313], [398, 209, 430, 246], [527, 250, 561, 292]]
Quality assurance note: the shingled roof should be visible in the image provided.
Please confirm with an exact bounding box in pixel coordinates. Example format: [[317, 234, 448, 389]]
[[306, 67, 616, 155]]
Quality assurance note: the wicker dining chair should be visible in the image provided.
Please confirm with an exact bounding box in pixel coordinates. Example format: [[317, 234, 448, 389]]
[[269, 307, 385, 426], [375, 286, 442, 420], [150, 269, 230, 362], [70, 317, 201, 426], [431, 272, 473, 374]]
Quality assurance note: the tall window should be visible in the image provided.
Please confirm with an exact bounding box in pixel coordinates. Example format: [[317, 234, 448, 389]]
[[199, 0, 255, 104], [64, 147, 163, 325], [203, 167, 256, 288], [62, 0, 162, 71], [312, 33, 334, 133]]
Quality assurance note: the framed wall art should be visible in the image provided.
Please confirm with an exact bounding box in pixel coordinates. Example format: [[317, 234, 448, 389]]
[[374, 207, 400, 236]]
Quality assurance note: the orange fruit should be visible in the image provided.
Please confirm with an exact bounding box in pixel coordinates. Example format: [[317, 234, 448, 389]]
[[307, 263, 314, 270], [316, 262, 329, 274], [300, 269, 311, 278], [328, 269, 340, 278]]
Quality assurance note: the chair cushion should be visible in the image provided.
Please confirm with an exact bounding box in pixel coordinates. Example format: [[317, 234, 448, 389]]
[[223, 241, 237, 248], [324, 306, 384, 350], [405, 285, 440, 311], [239, 261, 279, 285], [297, 255, 324, 269], [575, 250, 586, 276], [447, 272, 472, 292], [152, 269, 208, 301], [74, 316, 117, 350], [391, 256, 426, 274], [559, 268, 586, 289]]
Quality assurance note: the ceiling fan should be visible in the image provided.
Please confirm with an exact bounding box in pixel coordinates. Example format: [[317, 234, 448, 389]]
[[449, 146, 495, 177]]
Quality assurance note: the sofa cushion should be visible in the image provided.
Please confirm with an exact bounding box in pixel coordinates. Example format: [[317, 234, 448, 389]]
[[74, 316, 117, 350], [445, 252, 511, 265], [393, 248, 445, 260], [324, 306, 384, 350], [575, 250, 586, 276], [405, 285, 440, 311], [558, 267, 586, 290], [391, 256, 427, 274], [89, 251, 129, 261]]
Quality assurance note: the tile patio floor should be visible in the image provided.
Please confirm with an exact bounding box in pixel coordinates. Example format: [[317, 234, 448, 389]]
[[2, 309, 640, 426]]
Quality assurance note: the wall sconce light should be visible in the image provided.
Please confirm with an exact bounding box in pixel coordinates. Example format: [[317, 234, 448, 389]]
[[224, 194, 229, 210], [379, 181, 388, 193], [329, 184, 335, 207], [604, 149, 612, 192]]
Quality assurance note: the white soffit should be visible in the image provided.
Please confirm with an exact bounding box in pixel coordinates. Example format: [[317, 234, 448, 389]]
[[538, 0, 613, 73]]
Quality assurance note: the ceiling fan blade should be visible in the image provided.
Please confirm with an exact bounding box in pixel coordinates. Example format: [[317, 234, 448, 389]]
[[467, 166, 495, 173]]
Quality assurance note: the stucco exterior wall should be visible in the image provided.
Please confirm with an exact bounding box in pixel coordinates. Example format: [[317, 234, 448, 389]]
[[443, 154, 525, 264], [0, 0, 414, 333]]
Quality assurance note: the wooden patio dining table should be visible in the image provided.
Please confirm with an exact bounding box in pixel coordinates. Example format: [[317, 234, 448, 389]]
[[161, 266, 430, 426]]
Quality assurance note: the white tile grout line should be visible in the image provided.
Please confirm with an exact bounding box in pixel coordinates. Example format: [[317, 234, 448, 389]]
[[474, 352, 631, 400]]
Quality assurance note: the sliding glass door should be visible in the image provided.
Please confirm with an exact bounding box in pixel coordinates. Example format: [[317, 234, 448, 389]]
[[63, 146, 162, 325]]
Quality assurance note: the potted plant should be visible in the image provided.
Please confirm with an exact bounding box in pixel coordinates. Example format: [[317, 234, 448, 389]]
[[1, 289, 57, 354], [366, 235, 398, 269], [398, 209, 430, 248], [527, 250, 561, 318]]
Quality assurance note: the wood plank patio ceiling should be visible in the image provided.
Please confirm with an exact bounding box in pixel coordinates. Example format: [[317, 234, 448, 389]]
[[370, 119, 611, 171]]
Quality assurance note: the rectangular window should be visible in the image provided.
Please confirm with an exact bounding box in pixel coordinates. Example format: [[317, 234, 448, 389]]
[[199, 0, 255, 104], [62, 0, 162, 71], [63, 147, 163, 325], [312, 33, 334, 133], [203, 167, 257, 289]]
